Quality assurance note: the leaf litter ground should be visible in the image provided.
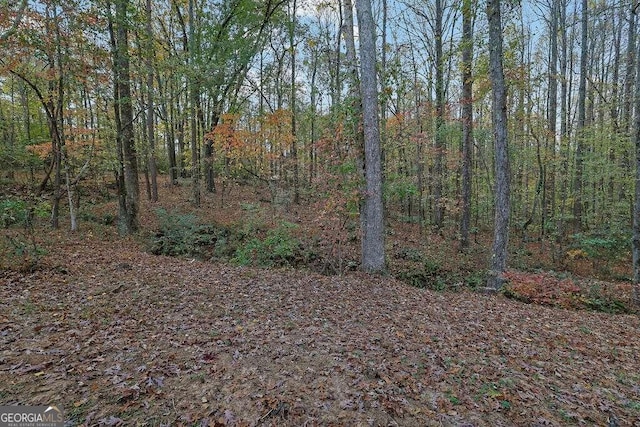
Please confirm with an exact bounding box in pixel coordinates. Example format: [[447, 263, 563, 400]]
[[2, 236, 639, 426], [1, 187, 640, 426]]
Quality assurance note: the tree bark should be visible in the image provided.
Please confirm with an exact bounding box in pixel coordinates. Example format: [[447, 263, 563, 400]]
[[459, 0, 474, 250], [289, 0, 299, 204], [545, 0, 559, 239], [146, 0, 158, 202], [486, 0, 510, 290], [632, 5, 640, 309], [189, 0, 201, 207], [573, 0, 588, 233], [623, 2, 636, 133], [356, 0, 385, 273], [113, 0, 140, 234], [433, 0, 445, 230], [343, 0, 363, 170]]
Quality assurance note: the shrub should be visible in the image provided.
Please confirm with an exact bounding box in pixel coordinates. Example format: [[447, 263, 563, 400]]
[[1, 197, 50, 229], [502, 270, 630, 313], [150, 208, 203, 257], [1, 198, 27, 228], [397, 258, 448, 291], [232, 221, 302, 267], [569, 230, 630, 272]]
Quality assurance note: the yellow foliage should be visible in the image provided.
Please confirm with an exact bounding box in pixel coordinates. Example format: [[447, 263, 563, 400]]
[[567, 249, 588, 260], [26, 142, 52, 159]]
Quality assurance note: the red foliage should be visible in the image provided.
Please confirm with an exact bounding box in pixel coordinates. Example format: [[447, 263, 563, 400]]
[[503, 270, 583, 309]]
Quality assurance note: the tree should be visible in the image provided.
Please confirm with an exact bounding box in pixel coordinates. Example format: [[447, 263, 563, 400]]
[[459, 0, 474, 250], [145, 0, 158, 202], [356, 0, 385, 273], [2, 0, 75, 229], [289, 0, 299, 204], [544, 0, 559, 239], [0, 0, 28, 42], [632, 3, 640, 309], [573, 0, 588, 233], [486, 0, 510, 290], [188, 0, 201, 207], [110, 0, 140, 234], [432, 0, 445, 230]]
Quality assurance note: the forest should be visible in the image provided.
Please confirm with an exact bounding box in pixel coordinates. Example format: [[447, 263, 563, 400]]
[[1, 0, 640, 425]]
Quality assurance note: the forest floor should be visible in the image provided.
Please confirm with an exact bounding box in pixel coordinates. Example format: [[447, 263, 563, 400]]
[[1, 178, 640, 426]]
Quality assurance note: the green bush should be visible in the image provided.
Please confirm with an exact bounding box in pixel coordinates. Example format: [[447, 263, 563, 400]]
[[397, 258, 447, 291], [1, 199, 27, 228], [0, 198, 50, 228], [149, 210, 306, 268], [232, 221, 301, 267], [571, 230, 630, 261], [150, 208, 203, 257]]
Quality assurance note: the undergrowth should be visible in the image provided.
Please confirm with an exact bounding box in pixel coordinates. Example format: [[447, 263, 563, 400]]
[[502, 270, 631, 314], [149, 209, 309, 268], [0, 196, 49, 272], [148, 208, 633, 314]]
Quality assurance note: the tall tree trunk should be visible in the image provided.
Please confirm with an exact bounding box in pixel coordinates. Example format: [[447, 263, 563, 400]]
[[290, 0, 299, 204], [189, 0, 201, 207], [624, 2, 636, 133], [486, 0, 510, 290], [545, 0, 559, 239], [107, 5, 127, 232], [573, 0, 588, 233], [52, 4, 80, 232], [356, 0, 385, 273], [114, 0, 140, 234], [309, 47, 318, 185], [433, 0, 445, 230], [557, 0, 570, 243], [632, 4, 640, 309], [158, 74, 178, 185], [146, 0, 158, 201], [344, 0, 368, 244], [42, 2, 64, 230], [459, 0, 474, 250], [343, 0, 363, 169], [20, 82, 30, 182]]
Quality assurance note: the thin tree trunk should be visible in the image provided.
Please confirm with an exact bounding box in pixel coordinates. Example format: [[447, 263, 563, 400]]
[[545, 0, 559, 239], [624, 2, 636, 133], [189, 0, 201, 207], [114, 0, 140, 234], [459, 0, 474, 250], [486, 0, 510, 290], [290, 0, 299, 204], [632, 8, 640, 308], [632, 5, 640, 309], [573, 0, 588, 233], [557, 0, 569, 244], [146, 0, 158, 201], [433, 0, 445, 230], [343, 0, 363, 169], [107, 0, 128, 233], [309, 47, 318, 185]]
